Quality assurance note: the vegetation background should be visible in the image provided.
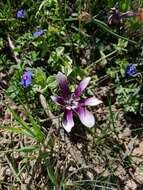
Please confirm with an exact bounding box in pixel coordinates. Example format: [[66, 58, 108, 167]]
[[1, 0, 143, 189]]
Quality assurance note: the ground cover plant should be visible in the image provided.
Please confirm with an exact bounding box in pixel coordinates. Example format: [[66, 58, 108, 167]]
[[1, 0, 143, 189]]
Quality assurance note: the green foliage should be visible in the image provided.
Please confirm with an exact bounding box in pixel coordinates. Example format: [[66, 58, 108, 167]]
[[48, 46, 73, 75], [115, 84, 140, 113], [114, 39, 128, 54], [34, 68, 47, 88], [1, 0, 143, 189], [8, 106, 45, 143], [107, 58, 129, 78]]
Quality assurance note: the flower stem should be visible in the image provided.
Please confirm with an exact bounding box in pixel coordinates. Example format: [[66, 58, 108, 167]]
[[87, 49, 117, 72]]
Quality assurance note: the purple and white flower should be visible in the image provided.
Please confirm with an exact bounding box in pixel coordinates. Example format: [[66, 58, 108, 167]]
[[108, 7, 139, 25], [51, 72, 102, 132]]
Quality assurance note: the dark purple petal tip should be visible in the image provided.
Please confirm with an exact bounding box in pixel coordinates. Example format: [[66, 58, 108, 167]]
[[74, 77, 91, 98], [51, 96, 65, 106], [56, 72, 70, 99]]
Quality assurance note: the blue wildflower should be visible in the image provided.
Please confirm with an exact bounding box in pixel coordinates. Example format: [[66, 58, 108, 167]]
[[16, 9, 25, 19], [21, 71, 32, 88], [33, 29, 45, 37], [126, 64, 137, 77]]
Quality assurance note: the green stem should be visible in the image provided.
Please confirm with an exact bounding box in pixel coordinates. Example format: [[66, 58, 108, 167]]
[[92, 17, 136, 44], [0, 18, 16, 21], [87, 49, 117, 71]]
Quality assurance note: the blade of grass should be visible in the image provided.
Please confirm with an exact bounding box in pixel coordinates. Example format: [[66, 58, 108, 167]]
[[5, 154, 27, 190], [8, 107, 36, 138], [16, 145, 40, 153], [18, 101, 45, 144], [46, 161, 57, 185], [27, 115, 45, 144], [0, 126, 34, 138], [92, 17, 137, 44]]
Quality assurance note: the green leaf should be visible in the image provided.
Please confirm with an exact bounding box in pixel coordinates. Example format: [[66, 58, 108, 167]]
[[61, 55, 72, 76], [47, 75, 57, 88], [0, 126, 33, 137], [123, 136, 137, 159], [8, 107, 35, 138], [99, 50, 107, 65], [93, 18, 136, 44], [34, 68, 47, 88], [114, 39, 128, 54], [16, 146, 40, 153], [56, 46, 64, 56], [46, 161, 57, 185], [28, 114, 45, 144]]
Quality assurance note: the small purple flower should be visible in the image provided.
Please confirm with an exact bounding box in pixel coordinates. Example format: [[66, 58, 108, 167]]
[[126, 64, 137, 77], [33, 29, 45, 37], [108, 7, 139, 25], [108, 8, 122, 25], [16, 9, 25, 19], [21, 71, 32, 88], [51, 72, 102, 132]]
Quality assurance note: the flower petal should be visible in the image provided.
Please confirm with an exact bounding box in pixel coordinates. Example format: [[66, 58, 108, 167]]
[[74, 106, 95, 128], [79, 97, 102, 106], [33, 29, 45, 37], [16, 9, 25, 18], [126, 64, 136, 77], [121, 11, 138, 18], [62, 109, 74, 132], [74, 77, 91, 98], [56, 72, 70, 99], [51, 96, 65, 106]]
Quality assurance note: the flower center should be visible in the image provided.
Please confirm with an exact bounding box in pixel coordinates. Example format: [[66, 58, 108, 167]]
[[23, 75, 28, 80], [66, 95, 79, 109]]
